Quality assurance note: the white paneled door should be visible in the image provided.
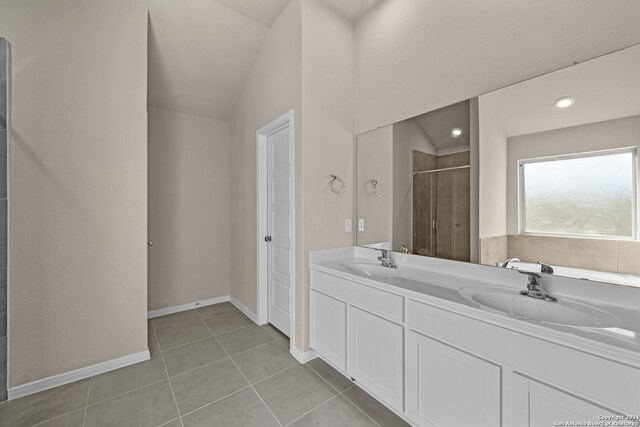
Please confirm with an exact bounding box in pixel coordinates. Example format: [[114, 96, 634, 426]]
[[266, 124, 291, 336]]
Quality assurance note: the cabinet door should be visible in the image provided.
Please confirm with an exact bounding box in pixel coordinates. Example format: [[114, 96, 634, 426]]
[[513, 375, 617, 426], [310, 290, 347, 370], [406, 331, 501, 427], [348, 306, 404, 412]]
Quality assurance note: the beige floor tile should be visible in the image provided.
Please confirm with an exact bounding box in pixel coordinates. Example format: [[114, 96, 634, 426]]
[[148, 331, 161, 355], [181, 387, 279, 427], [232, 341, 298, 383], [253, 365, 337, 425], [290, 395, 377, 427], [0, 379, 89, 427], [155, 320, 211, 350], [158, 418, 182, 427], [88, 356, 167, 404], [33, 408, 85, 427], [261, 324, 290, 348], [343, 386, 409, 427], [216, 325, 274, 355], [203, 310, 253, 336], [85, 380, 178, 427], [162, 337, 227, 377], [170, 357, 248, 415], [305, 358, 353, 392], [195, 302, 239, 320], [151, 310, 200, 332]]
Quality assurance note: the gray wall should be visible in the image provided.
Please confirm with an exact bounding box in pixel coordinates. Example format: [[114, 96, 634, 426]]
[[0, 36, 8, 402]]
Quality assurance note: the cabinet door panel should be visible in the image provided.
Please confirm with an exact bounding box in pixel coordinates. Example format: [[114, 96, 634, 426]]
[[407, 331, 501, 427], [310, 290, 347, 370], [348, 306, 404, 412], [513, 375, 617, 426]]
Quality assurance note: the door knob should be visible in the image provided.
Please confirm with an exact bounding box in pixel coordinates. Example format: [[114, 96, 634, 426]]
[[264, 236, 272, 242], [147, 241, 153, 247]]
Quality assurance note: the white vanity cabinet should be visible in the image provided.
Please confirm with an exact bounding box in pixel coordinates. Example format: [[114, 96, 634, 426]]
[[310, 290, 347, 370], [310, 270, 406, 411], [349, 306, 404, 412], [512, 375, 618, 425], [406, 331, 501, 427], [309, 263, 640, 427]]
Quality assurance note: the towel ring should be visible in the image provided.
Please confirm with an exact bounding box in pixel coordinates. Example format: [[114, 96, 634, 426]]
[[370, 179, 384, 197], [329, 175, 345, 194]]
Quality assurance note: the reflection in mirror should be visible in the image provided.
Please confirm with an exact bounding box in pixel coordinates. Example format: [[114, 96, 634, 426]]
[[356, 43, 640, 288], [356, 100, 475, 262], [478, 44, 640, 287]]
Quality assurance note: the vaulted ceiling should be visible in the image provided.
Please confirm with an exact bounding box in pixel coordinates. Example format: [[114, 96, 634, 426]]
[[148, 0, 382, 121], [318, 0, 382, 21], [414, 100, 471, 151], [480, 44, 640, 138]]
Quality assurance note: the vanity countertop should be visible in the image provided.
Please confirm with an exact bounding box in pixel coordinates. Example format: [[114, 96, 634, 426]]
[[310, 247, 640, 367]]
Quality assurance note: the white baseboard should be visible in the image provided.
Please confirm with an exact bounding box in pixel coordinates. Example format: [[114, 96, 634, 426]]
[[290, 346, 317, 364], [229, 296, 258, 323], [148, 295, 230, 318], [8, 350, 150, 400]]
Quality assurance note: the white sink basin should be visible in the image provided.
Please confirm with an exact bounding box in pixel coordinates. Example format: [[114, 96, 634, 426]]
[[344, 261, 400, 280], [459, 287, 620, 328]]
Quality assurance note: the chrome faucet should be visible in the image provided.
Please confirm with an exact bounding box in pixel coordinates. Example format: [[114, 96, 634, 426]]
[[377, 249, 397, 269], [496, 258, 520, 268], [537, 261, 554, 275], [517, 270, 557, 302]]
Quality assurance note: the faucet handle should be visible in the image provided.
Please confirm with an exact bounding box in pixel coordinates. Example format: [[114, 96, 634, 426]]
[[517, 270, 542, 287], [516, 270, 541, 279], [537, 261, 554, 274]]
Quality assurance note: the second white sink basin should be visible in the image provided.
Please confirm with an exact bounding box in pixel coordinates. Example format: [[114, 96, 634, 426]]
[[344, 261, 400, 280], [459, 287, 620, 328]]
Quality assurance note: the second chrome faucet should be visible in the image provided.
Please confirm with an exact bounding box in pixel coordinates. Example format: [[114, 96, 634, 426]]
[[377, 249, 397, 269]]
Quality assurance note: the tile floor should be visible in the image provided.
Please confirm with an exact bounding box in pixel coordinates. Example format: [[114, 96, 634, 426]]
[[0, 302, 409, 427]]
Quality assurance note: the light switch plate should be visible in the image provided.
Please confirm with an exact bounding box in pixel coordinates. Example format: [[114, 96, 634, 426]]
[[358, 219, 365, 231], [344, 219, 352, 233]]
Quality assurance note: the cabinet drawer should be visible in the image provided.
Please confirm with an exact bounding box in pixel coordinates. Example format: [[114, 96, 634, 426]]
[[311, 270, 404, 323]]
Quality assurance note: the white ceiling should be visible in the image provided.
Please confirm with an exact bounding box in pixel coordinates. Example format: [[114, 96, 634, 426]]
[[414, 100, 470, 150], [148, 0, 287, 121], [319, 0, 383, 21], [479, 44, 640, 138], [149, 0, 381, 121], [215, 0, 292, 27], [148, 0, 383, 121]]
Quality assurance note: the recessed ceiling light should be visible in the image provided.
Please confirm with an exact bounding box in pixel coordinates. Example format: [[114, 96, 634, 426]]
[[554, 97, 575, 109], [451, 128, 463, 137]]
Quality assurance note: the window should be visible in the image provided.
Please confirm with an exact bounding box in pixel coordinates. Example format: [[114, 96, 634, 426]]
[[519, 148, 637, 239]]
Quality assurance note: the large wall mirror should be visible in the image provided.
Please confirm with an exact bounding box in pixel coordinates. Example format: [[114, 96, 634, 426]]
[[356, 44, 640, 288]]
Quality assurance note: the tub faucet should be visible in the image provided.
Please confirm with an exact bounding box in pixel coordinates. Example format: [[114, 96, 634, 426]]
[[377, 249, 397, 269], [496, 258, 520, 268], [517, 270, 557, 302]]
